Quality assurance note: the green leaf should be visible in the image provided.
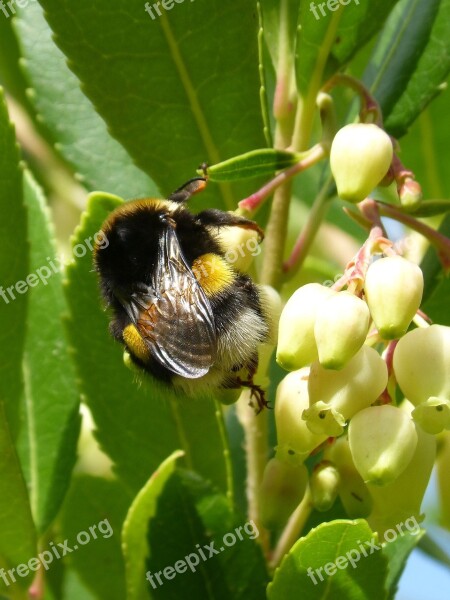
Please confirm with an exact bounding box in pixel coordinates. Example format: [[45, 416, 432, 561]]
[[417, 530, 450, 569], [145, 468, 268, 599], [259, 0, 300, 68], [331, 1, 401, 67], [204, 149, 301, 182], [384, 0, 450, 137], [364, 0, 450, 137], [405, 199, 450, 217], [0, 88, 28, 437], [60, 476, 130, 600], [36, 0, 267, 210], [268, 520, 389, 600], [296, 2, 344, 96], [62, 570, 98, 600], [0, 12, 31, 110], [64, 192, 228, 494], [295, 1, 346, 150], [16, 170, 81, 535], [399, 91, 450, 199], [382, 529, 424, 599], [0, 403, 37, 592], [420, 214, 450, 304], [14, 2, 157, 199], [423, 274, 450, 326], [122, 450, 183, 600]]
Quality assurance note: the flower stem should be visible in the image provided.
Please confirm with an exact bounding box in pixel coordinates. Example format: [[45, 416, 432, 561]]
[[378, 202, 450, 271], [269, 487, 313, 570], [238, 144, 326, 214], [236, 390, 270, 558], [260, 181, 294, 287], [321, 73, 383, 125], [215, 400, 235, 507], [282, 173, 333, 276]]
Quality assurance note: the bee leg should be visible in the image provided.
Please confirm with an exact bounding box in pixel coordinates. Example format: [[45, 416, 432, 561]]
[[196, 209, 264, 240], [235, 377, 271, 414], [168, 177, 207, 203]]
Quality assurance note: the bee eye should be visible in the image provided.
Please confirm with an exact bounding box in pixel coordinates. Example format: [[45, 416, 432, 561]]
[[159, 213, 168, 223]]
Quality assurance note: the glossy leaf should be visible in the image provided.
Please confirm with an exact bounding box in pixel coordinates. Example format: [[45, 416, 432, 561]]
[[62, 571, 98, 600], [122, 450, 183, 600], [331, 1, 400, 67], [0, 403, 37, 593], [267, 520, 388, 600], [421, 214, 450, 306], [64, 192, 228, 494], [384, 0, 450, 137], [0, 12, 31, 110], [364, 0, 450, 137], [0, 88, 28, 436], [14, 2, 157, 199], [399, 92, 450, 199], [422, 275, 450, 326], [405, 199, 450, 217], [36, 0, 267, 210], [397, 91, 450, 305], [296, 2, 344, 96], [145, 468, 268, 599], [203, 149, 301, 182], [17, 170, 81, 534], [60, 476, 130, 600], [259, 0, 300, 68], [295, 0, 396, 94], [382, 529, 424, 599]]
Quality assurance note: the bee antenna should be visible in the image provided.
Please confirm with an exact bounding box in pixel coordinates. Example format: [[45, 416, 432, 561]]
[[168, 177, 207, 203]]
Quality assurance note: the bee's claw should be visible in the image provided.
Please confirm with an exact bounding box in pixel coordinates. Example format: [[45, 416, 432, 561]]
[[236, 377, 270, 414]]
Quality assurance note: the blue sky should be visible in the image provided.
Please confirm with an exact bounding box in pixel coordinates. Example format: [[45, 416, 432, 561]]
[[397, 471, 450, 600]]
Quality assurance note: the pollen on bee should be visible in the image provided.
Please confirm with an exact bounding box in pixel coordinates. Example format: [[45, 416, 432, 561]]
[[192, 253, 234, 296], [123, 324, 150, 363]]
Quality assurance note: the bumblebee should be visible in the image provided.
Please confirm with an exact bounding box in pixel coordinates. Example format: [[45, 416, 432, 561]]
[[94, 178, 270, 410]]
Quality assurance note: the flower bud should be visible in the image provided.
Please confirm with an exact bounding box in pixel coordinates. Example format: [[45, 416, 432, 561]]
[[393, 324, 450, 405], [314, 291, 370, 369], [330, 123, 393, 203], [325, 436, 373, 517], [348, 405, 417, 486], [399, 177, 423, 211], [303, 345, 388, 435], [364, 256, 423, 339], [277, 283, 333, 370], [275, 369, 328, 463], [412, 397, 450, 435], [259, 457, 308, 528], [367, 422, 435, 535], [310, 461, 340, 512], [217, 220, 262, 272]]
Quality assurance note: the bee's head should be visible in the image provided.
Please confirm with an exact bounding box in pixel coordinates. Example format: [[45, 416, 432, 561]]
[[95, 199, 176, 297]]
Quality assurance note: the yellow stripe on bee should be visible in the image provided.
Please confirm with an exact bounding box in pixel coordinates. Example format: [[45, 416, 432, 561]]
[[123, 324, 150, 363], [192, 253, 234, 296]]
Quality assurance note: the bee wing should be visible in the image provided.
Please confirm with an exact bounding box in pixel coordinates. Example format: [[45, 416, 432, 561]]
[[128, 226, 217, 378]]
